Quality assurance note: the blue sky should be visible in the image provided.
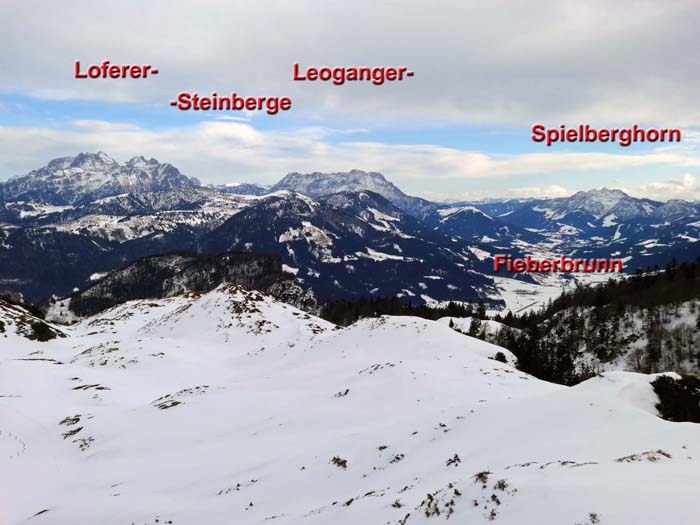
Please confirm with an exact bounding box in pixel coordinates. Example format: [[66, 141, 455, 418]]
[[1, 1, 699, 201]]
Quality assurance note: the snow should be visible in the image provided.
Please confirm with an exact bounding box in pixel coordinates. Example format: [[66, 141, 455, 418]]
[[532, 205, 558, 219], [437, 206, 491, 221], [602, 213, 618, 227], [3, 153, 199, 206], [48, 193, 251, 243], [586, 189, 625, 211], [438, 316, 516, 352], [613, 224, 624, 240], [14, 203, 73, 218], [558, 224, 580, 235], [284, 221, 333, 247], [279, 228, 301, 242], [1, 288, 700, 524], [489, 275, 567, 315], [45, 298, 80, 324], [548, 300, 700, 376], [637, 239, 668, 248], [279, 221, 338, 262], [282, 264, 299, 275], [641, 202, 656, 214], [468, 246, 491, 261], [604, 371, 680, 416], [356, 248, 418, 262], [367, 207, 400, 222], [267, 190, 319, 210]]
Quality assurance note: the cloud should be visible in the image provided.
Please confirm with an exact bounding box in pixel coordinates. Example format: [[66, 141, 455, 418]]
[[503, 185, 571, 199], [214, 116, 251, 123], [415, 185, 571, 202], [0, 101, 23, 111], [71, 120, 139, 131], [1, 0, 699, 126], [637, 173, 700, 200]]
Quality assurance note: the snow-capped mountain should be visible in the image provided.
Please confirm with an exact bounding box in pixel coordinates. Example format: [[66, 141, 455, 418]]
[[198, 190, 498, 305], [467, 188, 700, 272], [215, 182, 269, 196], [0, 152, 199, 205], [269, 169, 438, 218], [653, 199, 700, 222], [425, 205, 543, 245], [482, 188, 670, 229], [3, 286, 699, 524], [489, 188, 658, 231], [3, 153, 700, 310]]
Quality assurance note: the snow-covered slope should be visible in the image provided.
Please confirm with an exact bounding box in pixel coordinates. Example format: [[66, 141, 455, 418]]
[[0, 299, 66, 353], [438, 315, 516, 341], [1, 286, 699, 524]]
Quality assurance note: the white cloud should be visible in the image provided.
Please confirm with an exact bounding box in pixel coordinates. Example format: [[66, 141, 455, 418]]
[[503, 185, 571, 199], [214, 116, 251, 123], [416, 185, 571, 202], [71, 120, 139, 131], [1, 0, 699, 126], [0, 102, 23, 111], [636, 173, 700, 201]]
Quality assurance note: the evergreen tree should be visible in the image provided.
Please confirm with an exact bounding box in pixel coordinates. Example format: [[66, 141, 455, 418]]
[[468, 316, 482, 337]]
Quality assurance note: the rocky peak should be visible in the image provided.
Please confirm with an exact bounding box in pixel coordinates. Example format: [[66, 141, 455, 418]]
[[0, 152, 198, 205]]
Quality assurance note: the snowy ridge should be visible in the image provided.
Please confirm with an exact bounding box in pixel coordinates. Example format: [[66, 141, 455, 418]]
[[436, 205, 491, 220]]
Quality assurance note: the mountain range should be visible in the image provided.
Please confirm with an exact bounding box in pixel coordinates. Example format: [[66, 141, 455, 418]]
[[268, 169, 438, 218], [3, 154, 700, 524], [2, 152, 700, 312], [0, 152, 199, 205]]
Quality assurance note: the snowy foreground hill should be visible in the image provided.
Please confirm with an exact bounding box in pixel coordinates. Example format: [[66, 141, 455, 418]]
[[2, 287, 700, 524]]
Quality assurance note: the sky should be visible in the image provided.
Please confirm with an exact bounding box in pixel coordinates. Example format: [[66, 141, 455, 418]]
[[1, 0, 699, 202]]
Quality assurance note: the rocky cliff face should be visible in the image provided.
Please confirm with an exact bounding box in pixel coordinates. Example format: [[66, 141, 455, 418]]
[[270, 169, 438, 218], [1, 152, 199, 205]]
